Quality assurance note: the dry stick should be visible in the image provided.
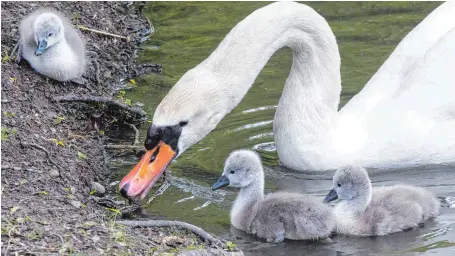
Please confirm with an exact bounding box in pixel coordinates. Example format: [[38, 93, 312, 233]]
[[105, 144, 143, 150], [21, 142, 63, 170], [77, 25, 129, 41], [53, 94, 146, 117], [10, 41, 19, 61], [117, 220, 227, 249], [127, 123, 140, 145]]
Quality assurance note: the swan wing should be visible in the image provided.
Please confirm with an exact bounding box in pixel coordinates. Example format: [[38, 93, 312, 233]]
[[340, 1, 455, 117]]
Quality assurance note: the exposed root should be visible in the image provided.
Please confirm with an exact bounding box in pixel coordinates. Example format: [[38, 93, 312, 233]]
[[53, 94, 147, 118], [127, 123, 140, 145], [20, 142, 63, 170], [117, 220, 227, 249], [77, 25, 130, 41]]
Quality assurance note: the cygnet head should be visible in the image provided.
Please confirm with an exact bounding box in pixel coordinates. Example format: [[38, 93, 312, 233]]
[[324, 166, 372, 203], [212, 150, 264, 190], [33, 13, 64, 56]]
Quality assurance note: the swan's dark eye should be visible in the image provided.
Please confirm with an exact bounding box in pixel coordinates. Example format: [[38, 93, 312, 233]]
[[48, 33, 53, 37], [337, 183, 341, 187], [179, 121, 188, 127], [230, 170, 235, 174]]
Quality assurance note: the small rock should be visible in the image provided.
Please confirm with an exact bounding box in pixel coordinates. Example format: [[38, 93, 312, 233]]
[[109, 180, 120, 186], [90, 181, 106, 196], [50, 127, 56, 133], [49, 169, 59, 177], [70, 200, 82, 209], [92, 235, 100, 243], [103, 71, 112, 78], [163, 236, 186, 248]]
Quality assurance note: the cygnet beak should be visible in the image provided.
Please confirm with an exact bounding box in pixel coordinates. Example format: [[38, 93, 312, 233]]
[[323, 188, 338, 203], [35, 39, 47, 56], [212, 175, 230, 191]]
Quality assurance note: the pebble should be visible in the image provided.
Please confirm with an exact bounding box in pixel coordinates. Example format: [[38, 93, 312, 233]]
[[92, 235, 100, 243], [70, 200, 82, 209], [90, 181, 106, 196], [49, 169, 59, 177]]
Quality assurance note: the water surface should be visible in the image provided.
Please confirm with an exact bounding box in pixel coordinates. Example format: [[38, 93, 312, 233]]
[[110, 2, 455, 255]]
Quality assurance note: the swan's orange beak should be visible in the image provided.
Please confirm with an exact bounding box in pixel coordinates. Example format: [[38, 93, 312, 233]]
[[119, 141, 175, 200]]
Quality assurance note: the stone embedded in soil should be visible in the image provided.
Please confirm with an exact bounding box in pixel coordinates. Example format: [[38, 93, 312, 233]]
[[49, 168, 60, 177], [70, 200, 83, 209], [90, 181, 106, 196], [162, 236, 187, 248], [92, 235, 100, 243]]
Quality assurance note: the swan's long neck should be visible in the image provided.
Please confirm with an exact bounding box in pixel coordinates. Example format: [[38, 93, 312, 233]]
[[203, 3, 341, 169]]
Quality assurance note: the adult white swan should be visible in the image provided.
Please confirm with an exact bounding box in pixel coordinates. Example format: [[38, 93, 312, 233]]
[[120, 2, 455, 200]]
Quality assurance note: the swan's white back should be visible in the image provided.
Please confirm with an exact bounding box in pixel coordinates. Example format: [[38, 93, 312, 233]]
[[335, 2, 455, 168]]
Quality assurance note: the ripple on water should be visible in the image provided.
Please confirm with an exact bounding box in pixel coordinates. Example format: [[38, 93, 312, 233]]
[[233, 120, 273, 132], [253, 142, 276, 152], [249, 132, 274, 141], [241, 105, 277, 114], [442, 196, 455, 208], [169, 176, 233, 204]]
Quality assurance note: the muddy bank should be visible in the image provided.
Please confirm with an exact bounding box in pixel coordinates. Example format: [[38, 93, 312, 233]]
[[1, 2, 240, 255]]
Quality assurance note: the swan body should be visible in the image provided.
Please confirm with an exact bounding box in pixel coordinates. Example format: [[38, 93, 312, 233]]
[[324, 166, 440, 236], [212, 150, 335, 242], [119, 2, 455, 200], [19, 8, 85, 81]]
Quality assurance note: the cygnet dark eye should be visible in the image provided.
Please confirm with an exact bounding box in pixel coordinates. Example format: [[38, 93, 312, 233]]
[[179, 121, 188, 127], [48, 33, 53, 37], [230, 170, 235, 174], [337, 183, 341, 187]]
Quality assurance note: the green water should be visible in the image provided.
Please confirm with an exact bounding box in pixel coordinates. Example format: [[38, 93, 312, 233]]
[[112, 2, 455, 255]]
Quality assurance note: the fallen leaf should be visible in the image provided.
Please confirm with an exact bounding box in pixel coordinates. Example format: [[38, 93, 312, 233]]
[[55, 116, 65, 125], [50, 139, 65, 147], [10, 206, 19, 215], [37, 220, 50, 225], [2, 55, 10, 63], [77, 151, 87, 160]]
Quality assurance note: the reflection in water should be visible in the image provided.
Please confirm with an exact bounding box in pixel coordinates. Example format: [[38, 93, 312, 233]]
[[109, 2, 455, 255]]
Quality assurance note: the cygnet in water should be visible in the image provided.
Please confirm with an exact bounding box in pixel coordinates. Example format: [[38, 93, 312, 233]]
[[324, 166, 440, 236], [212, 149, 334, 242], [18, 9, 85, 81]]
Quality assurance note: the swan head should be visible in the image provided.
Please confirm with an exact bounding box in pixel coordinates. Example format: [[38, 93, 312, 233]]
[[119, 68, 229, 200], [324, 166, 371, 203], [33, 13, 64, 56], [212, 150, 264, 190]]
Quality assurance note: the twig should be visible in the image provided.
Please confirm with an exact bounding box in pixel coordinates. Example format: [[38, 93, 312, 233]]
[[54, 94, 146, 118], [10, 41, 20, 62], [93, 59, 101, 86], [127, 123, 140, 145], [117, 220, 227, 249], [1, 165, 43, 174], [77, 25, 129, 41], [105, 144, 144, 150], [20, 142, 63, 170]]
